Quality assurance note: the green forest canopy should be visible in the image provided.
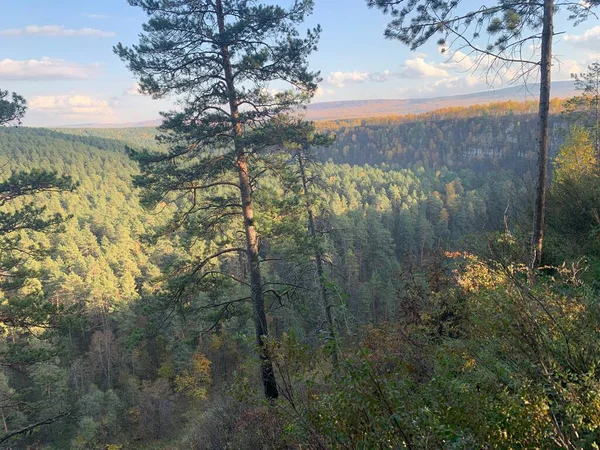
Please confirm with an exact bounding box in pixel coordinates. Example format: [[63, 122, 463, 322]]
[[0, 95, 598, 448]]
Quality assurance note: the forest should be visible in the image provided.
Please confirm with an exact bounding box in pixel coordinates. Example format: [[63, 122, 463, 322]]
[[1, 0, 600, 449]]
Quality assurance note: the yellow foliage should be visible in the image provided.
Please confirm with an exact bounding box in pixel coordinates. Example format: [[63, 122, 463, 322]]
[[174, 373, 208, 400], [463, 356, 476, 370], [158, 361, 175, 380], [445, 251, 505, 293], [554, 126, 598, 183], [174, 352, 211, 401], [192, 352, 211, 379]]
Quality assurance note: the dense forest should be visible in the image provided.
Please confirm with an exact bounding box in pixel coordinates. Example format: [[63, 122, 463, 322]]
[[0, 92, 597, 448], [62, 98, 567, 172], [1, 0, 600, 449]]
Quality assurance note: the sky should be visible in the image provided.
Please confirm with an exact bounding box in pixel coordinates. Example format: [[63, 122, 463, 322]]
[[1, 0, 599, 126]]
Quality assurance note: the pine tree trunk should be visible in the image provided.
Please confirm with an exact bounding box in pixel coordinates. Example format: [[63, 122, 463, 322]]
[[595, 69, 599, 158], [1, 408, 7, 433], [532, 0, 553, 268], [296, 150, 338, 365], [216, 0, 278, 400], [237, 155, 279, 399]]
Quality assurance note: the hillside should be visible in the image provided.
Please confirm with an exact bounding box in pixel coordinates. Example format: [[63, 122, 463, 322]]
[[58, 99, 566, 172], [305, 81, 575, 120], [0, 113, 534, 448], [2, 0, 599, 446], [3, 96, 599, 449]]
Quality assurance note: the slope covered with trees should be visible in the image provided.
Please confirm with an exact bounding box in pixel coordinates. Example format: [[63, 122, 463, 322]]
[[0, 0, 598, 443], [1, 60, 599, 448], [62, 98, 568, 172], [0, 113, 539, 448]]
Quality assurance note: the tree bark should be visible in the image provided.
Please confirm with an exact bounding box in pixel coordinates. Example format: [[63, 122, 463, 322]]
[[216, 0, 278, 399], [296, 150, 338, 365], [532, 0, 553, 268], [595, 67, 599, 158]]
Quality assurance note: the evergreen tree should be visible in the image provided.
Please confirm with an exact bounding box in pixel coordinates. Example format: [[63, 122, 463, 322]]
[[0, 91, 76, 445], [0, 89, 26, 126], [289, 131, 339, 363], [114, 0, 320, 399]]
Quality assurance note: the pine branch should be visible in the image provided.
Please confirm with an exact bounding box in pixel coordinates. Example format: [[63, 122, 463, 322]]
[[0, 411, 70, 444]]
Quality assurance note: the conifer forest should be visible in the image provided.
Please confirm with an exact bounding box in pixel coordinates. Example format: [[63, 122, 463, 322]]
[[1, 0, 600, 448]]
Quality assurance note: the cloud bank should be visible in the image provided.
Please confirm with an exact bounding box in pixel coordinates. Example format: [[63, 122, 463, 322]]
[[0, 57, 98, 80], [30, 94, 115, 121], [0, 25, 115, 38]]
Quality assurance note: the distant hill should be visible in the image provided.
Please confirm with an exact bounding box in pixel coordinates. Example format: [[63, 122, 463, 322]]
[[61, 118, 163, 129], [303, 81, 575, 121], [57, 99, 563, 176], [57, 81, 575, 128]]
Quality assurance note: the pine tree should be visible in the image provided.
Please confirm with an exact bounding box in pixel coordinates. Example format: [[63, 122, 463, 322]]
[[0, 90, 76, 446], [0, 90, 26, 126], [283, 127, 339, 363], [114, 0, 320, 399]]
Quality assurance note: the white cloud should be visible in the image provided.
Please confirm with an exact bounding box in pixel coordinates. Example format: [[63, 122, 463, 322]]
[[325, 53, 504, 93], [326, 71, 370, 88], [399, 57, 449, 78], [327, 70, 395, 87], [585, 52, 600, 60], [551, 59, 581, 80], [84, 13, 109, 19], [439, 51, 477, 72], [0, 25, 115, 38], [565, 26, 600, 46], [369, 70, 392, 82], [30, 94, 115, 120], [315, 86, 335, 97], [0, 57, 98, 80], [420, 75, 483, 94], [124, 83, 143, 96]]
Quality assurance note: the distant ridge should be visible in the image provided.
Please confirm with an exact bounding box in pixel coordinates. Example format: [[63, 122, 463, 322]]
[[304, 80, 575, 121], [58, 118, 162, 129], [57, 80, 575, 128]]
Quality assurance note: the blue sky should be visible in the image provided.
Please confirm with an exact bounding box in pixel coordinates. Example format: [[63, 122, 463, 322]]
[[1, 0, 598, 126]]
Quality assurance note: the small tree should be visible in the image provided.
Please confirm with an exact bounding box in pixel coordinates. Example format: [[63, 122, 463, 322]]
[[366, 0, 600, 267], [278, 124, 339, 363], [553, 126, 597, 183], [115, 0, 320, 400], [565, 62, 600, 157]]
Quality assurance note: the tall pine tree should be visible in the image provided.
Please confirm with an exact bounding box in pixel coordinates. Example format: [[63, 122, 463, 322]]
[[115, 0, 320, 399]]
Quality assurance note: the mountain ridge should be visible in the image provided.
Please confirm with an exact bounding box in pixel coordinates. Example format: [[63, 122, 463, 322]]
[[56, 80, 575, 128]]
